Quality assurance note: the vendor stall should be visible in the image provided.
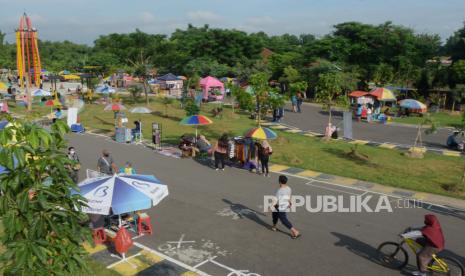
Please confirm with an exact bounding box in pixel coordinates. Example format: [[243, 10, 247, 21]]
[[200, 76, 225, 101]]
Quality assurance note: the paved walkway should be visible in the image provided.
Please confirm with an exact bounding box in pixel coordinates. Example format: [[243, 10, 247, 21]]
[[260, 121, 463, 157], [70, 132, 465, 276], [281, 103, 452, 150]]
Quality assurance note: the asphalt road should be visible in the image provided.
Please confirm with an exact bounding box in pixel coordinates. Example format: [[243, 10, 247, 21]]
[[281, 104, 451, 149], [68, 133, 465, 276]]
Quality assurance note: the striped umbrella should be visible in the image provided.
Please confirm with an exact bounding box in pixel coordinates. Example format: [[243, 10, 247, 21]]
[[370, 88, 396, 102], [244, 127, 277, 140], [180, 115, 213, 138], [399, 99, 427, 113], [72, 174, 168, 216]]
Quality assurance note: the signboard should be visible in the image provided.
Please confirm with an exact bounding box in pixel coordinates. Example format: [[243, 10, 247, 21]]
[[67, 107, 78, 127], [343, 111, 353, 139]]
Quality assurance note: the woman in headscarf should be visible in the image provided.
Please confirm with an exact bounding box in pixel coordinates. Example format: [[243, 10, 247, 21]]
[[258, 140, 272, 177], [401, 214, 445, 275]]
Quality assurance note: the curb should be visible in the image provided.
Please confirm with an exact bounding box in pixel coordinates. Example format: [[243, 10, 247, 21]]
[[260, 122, 464, 158], [268, 163, 465, 216]]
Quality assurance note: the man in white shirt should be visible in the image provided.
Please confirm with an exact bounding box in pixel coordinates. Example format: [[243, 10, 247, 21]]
[[269, 175, 301, 239]]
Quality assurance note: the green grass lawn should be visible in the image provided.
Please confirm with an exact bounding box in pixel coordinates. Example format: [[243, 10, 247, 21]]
[[7, 100, 54, 120], [79, 96, 258, 145], [392, 111, 462, 128], [271, 132, 465, 199], [74, 96, 465, 199], [0, 220, 119, 275]]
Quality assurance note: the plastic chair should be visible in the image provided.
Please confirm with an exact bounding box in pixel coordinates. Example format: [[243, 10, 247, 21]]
[[92, 227, 107, 245], [137, 213, 153, 235]]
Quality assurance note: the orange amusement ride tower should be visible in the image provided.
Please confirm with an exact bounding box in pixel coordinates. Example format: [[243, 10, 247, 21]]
[[16, 12, 42, 110]]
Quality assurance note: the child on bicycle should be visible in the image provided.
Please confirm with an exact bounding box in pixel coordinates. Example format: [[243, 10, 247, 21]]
[[401, 214, 445, 276]]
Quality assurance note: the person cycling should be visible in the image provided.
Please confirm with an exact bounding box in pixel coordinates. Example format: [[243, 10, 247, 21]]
[[401, 214, 445, 276]]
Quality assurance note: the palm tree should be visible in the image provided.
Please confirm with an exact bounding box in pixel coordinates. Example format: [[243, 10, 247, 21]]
[[128, 50, 153, 106]]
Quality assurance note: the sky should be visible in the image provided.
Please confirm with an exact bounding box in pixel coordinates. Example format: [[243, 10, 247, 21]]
[[1, 0, 464, 45]]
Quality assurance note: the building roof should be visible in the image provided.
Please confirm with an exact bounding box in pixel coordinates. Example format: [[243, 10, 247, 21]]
[[157, 73, 179, 81]]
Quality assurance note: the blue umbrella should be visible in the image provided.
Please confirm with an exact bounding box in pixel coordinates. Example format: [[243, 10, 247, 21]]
[[72, 174, 169, 216], [32, 89, 52, 97], [96, 85, 116, 94]]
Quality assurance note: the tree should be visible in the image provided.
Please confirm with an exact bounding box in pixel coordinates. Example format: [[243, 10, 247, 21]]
[[249, 72, 272, 124], [184, 98, 200, 116], [128, 51, 153, 106], [161, 97, 174, 117], [128, 84, 142, 103], [315, 72, 345, 137], [409, 114, 437, 158], [0, 120, 90, 274], [451, 84, 465, 112]]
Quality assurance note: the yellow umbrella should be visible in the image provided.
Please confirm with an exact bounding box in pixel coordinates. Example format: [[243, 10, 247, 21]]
[[0, 82, 8, 91]]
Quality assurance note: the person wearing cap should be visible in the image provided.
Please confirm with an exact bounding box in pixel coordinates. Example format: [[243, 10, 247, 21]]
[[97, 149, 118, 175]]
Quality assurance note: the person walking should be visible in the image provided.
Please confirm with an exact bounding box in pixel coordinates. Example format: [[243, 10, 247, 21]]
[[296, 91, 304, 113], [269, 175, 301, 239], [258, 140, 272, 177], [214, 134, 229, 171], [291, 94, 298, 112], [97, 149, 118, 175], [67, 147, 80, 183]]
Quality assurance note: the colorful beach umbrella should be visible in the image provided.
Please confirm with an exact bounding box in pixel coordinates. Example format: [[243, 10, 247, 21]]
[[104, 103, 126, 111], [399, 99, 427, 113], [0, 82, 8, 91], [244, 127, 277, 140], [180, 115, 213, 125], [180, 115, 213, 138], [72, 174, 169, 216], [370, 88, 396, 101]]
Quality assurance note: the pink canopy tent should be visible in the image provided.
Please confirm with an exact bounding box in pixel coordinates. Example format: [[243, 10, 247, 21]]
[[200, 76, 225, 100]]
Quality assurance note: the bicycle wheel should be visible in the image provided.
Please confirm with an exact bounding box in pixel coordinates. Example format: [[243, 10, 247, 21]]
[[377, 241, 409, 269], [429, 256, 464, 276]]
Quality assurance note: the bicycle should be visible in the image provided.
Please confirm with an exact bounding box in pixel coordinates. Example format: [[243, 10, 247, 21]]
[[377, 228, 464, 275]]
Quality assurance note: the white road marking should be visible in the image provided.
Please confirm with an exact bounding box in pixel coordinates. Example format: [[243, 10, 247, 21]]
[[167, 234, 196, 249], [134, 242, 212, 276], [304, 181, 362, 196]]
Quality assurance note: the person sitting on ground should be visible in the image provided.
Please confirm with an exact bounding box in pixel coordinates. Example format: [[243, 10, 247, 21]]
[[401, 214, 445, 276], [119, 161, 136, 175], [446, 131, 461, 150], [179, 135, 195, 157], [196, 135, 211, 153]]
